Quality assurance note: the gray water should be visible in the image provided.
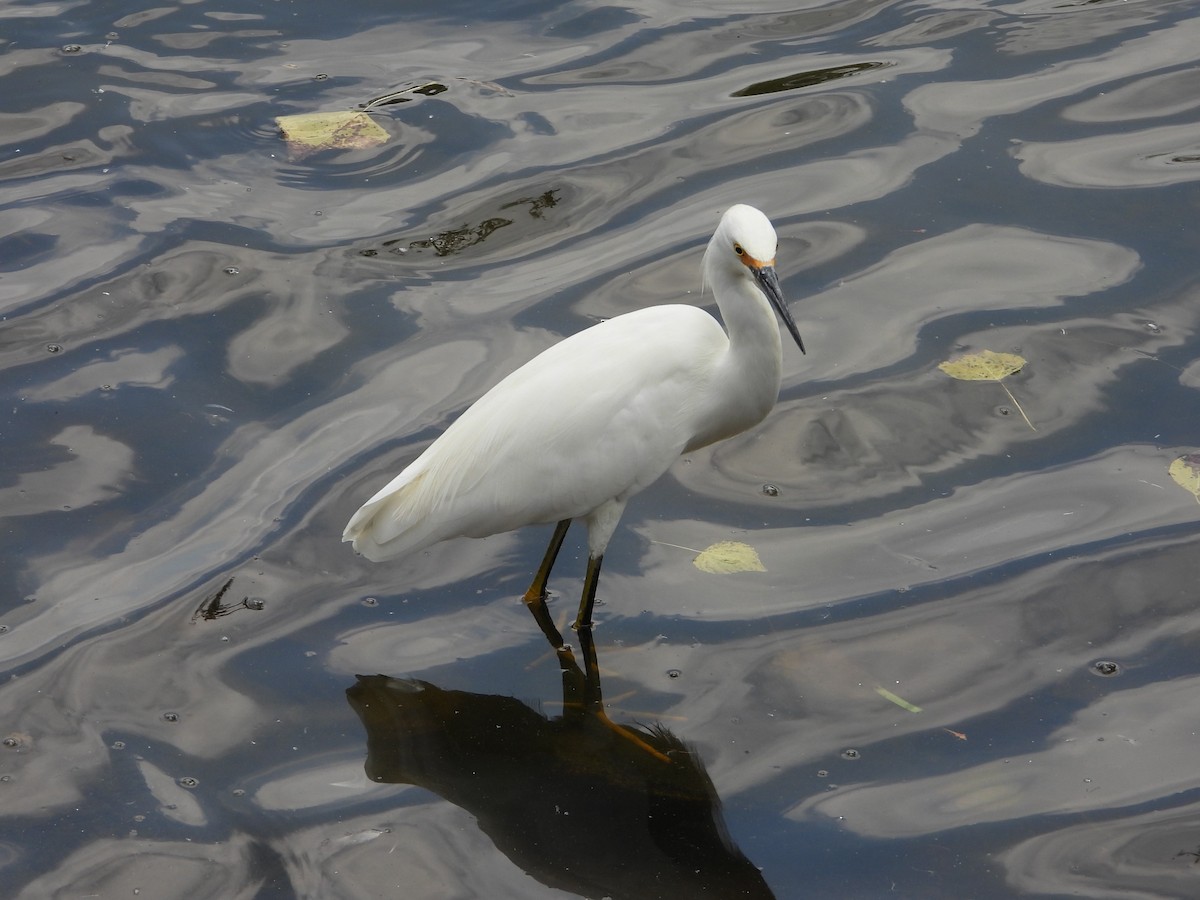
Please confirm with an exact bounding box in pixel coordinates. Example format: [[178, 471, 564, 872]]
[[3, 0, 1200, 897]]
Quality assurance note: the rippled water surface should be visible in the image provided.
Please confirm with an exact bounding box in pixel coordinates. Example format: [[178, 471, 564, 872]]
[[4, 0, 1200, 897]]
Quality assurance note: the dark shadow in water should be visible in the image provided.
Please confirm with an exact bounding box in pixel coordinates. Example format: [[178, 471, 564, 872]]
[[732, 61, 892, 97], [361, 189, 561, 260], [346, 627, 775, 899]]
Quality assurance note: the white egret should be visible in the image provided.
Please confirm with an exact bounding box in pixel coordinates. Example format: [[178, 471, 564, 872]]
[[344, 204, 805, 643]]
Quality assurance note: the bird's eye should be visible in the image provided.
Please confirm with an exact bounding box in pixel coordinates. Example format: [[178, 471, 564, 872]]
[[734, 244, 745, 256]]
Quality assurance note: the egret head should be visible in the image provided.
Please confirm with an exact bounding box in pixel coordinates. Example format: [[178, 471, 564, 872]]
[[704, 205, 806, 354]]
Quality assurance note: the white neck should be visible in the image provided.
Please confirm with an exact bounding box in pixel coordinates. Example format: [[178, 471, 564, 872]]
[[684, 257, 784, 451]]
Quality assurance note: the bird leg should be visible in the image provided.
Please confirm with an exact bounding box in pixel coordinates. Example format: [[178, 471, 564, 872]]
[[572, 553, 603, 632], [576, 620, 672, 763], [576, 623, 603, 709], [555, 625, 597, 720], [523, 518, 572, 650]]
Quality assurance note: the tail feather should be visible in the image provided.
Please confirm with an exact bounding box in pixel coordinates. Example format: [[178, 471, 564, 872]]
[[343, 469, 434, 561]]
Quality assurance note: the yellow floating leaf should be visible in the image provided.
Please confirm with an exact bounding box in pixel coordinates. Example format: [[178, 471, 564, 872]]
[[875, 686, 922, 713], [1169, 454, 1200, 505], [938, 349, 1026, 381], [938, 349, 1036, 431], [692, 541, 766, 575], [276, 110, 388, 156]]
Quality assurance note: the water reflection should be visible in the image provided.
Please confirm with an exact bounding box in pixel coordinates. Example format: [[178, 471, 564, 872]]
[[347, 627, 774, 899], [732, 62, 894, 97], [1003, 802, 1200, 896], [4, 0, 1200, 895], [366, 188, 562, 260]]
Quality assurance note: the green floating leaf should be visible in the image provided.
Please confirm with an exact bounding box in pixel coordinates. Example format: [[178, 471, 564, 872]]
[[692, 541, 766, 575], [1169, 454, 1200, 506], [875, 686, 922, 713], [276, 111, 388, 156], [938, 349, 1036, 431]]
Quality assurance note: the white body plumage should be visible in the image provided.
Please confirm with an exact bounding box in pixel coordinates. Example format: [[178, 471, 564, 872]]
[[344, 204, 805, 634]]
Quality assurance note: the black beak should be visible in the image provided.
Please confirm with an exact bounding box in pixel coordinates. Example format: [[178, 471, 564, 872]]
[[753, 265, 805, 355]]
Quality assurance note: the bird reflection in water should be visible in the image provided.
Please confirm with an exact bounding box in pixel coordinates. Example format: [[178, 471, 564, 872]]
[[346, 627, 775, 899], [343, 205, 789, 896]]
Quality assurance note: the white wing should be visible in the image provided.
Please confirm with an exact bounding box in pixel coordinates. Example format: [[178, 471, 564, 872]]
[[344, 304, 729, 561]]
